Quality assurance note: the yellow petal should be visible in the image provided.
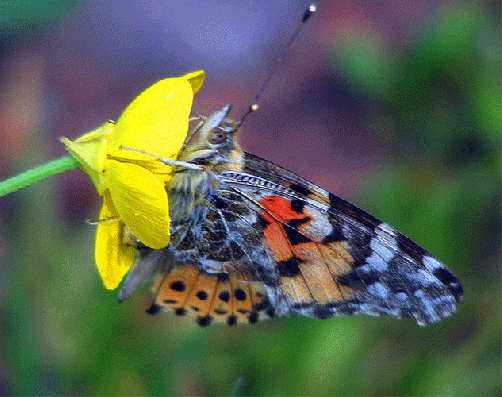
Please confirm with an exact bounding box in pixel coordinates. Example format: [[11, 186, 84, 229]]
[[184, 70, 205, 94], [110, 74, 199, 162], [73, 121, 113, 143], [60, 121, 113, 194], [106, 159, 170, 249], [95, 190, 135, 289]]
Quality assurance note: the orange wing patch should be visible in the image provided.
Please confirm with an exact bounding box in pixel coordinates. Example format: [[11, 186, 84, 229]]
[[259, 195, 356, 308], [147, 265, 274, 326]]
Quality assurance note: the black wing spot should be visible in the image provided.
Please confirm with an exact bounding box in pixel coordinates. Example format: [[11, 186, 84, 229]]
[[289, 183, 312, 196], [170, 280, 186, 292], [290, 199, 306, 213], [449, 283, 464, 301], [197, 315, 212, 326], [313, 306, 333, 319], [433, 268, 464, 301], [348, 232, 373, 268], [146, 303, 161, 315], [227, 315, 237, 326], [196, 290, 208, 300], [253, 299, 270, 312], [258, 214, 271, 228], [219, 291, 230, 302], [234, 288, 247, 301], [213, 197, 228, 209], [163, 299, 177, 304], [288, 217, 311, 229], [217, 273, 230, 282], [248, 312, 259, 324], [230, 241, 245, 260], [433, 267, 458, 286], [175, 308, 186, 316], [284, 225, 311, 246], [322, 223, 345, 243], [337, 271, 380, 291], [277, 256, 302, 277]]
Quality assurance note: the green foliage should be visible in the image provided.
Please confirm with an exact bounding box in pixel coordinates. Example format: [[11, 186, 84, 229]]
[[0, 0, 76, 36]]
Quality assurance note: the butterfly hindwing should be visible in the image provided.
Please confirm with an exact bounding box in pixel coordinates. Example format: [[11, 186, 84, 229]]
[[147, 265, 274, 326]]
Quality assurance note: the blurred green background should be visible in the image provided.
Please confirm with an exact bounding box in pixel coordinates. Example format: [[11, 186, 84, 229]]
[[0, 1, 499, 395]]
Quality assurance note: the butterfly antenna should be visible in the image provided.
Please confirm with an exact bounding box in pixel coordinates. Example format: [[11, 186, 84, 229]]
[[238, 4, 316, 126]]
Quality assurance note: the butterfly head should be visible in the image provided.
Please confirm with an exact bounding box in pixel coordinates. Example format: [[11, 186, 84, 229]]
[[167, 105, 245, 222], [178, 105, 243, 170]]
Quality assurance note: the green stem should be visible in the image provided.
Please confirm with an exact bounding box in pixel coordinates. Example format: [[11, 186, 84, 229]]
[[0, 155, 80, 197]]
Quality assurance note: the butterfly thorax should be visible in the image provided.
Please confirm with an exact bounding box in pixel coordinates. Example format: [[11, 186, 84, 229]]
[[167, 105, 244, 223]]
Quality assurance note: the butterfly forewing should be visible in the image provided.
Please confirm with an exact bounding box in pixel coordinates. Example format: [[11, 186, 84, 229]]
[[220, 156, 462, 325]]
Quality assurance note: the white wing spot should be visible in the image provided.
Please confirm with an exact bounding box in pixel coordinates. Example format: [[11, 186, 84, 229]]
[[395, 292, 408, 302], [423, 255, 443, 272], [418, 269, 441, 286], [368, 282, 390, 299], [364, 223, 399, 273], [366, 253, 388, 273]]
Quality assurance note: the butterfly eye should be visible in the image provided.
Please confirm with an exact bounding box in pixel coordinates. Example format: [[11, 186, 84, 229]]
[[208, 128, 227, 145]]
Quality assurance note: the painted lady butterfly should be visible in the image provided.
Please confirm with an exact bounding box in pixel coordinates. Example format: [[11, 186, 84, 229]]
[[118, 104, 463, 327]]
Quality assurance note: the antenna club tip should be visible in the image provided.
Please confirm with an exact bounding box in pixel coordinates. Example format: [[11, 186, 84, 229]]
[[303, 4, 317, 22], [250, 103, 259, 112]]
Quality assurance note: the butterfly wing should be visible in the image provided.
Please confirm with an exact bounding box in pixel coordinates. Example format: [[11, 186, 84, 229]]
[[146, 262, 275, 326], [137, 152, 462, 326], [225, 153, 463, 325]]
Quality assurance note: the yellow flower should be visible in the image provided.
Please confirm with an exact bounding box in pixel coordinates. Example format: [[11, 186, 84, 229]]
[[61, 71, 205, 289]]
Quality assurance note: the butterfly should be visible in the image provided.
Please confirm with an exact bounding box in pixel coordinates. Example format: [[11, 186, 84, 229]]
[[117, 104, 463, 327]]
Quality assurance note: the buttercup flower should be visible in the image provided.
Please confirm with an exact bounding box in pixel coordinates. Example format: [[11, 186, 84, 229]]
[[61, 71, 205, 289]]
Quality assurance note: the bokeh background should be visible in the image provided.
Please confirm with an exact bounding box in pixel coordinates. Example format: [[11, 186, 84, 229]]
[[0, 0, 500, 395]]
